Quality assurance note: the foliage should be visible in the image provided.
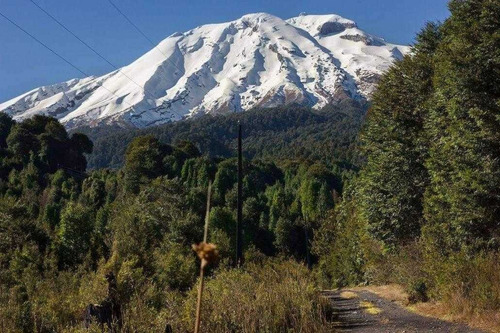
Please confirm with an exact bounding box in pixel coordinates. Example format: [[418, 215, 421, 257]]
[[423, 0, 500, 253], [0, 110, 350, 331], [56, 202, 94, 268], [313, 186, 368, 288], [322, 0, 500, 321], [77, 103, 364, 170], [181, 259, 332, 333], [355, 22, 438, 248]]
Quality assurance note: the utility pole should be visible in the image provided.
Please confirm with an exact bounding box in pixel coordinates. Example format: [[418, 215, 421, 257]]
[[304, 222, 311, 269], [236, 121, 243, 267]]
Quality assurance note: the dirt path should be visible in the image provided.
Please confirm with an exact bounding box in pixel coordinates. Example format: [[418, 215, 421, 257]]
[[323, 289, 485, 332]]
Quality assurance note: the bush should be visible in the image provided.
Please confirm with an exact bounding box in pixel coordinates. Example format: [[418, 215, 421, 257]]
[[313, 197, 369, 289], [153, 242, 197, 291], [425, 251, 500, 314], [181, 259, 332, 333]]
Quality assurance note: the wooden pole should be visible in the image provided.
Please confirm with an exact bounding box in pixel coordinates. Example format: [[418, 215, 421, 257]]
[[203, 181, 211, 243], [304, 223, 311, 269], [236, 122, 243, 267], [194, 181, 212, 333], [194, 268, 205, 333]]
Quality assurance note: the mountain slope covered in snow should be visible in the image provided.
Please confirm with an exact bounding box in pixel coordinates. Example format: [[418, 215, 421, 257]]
[[0, 13, 409, 128]]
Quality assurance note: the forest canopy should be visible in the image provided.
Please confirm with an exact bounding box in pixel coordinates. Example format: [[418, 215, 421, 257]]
[[77, 101, 364, 170], [0, 111, 349, 331]]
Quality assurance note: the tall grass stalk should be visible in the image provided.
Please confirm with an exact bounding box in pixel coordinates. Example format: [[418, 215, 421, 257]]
[[194, 181, 214, 333]]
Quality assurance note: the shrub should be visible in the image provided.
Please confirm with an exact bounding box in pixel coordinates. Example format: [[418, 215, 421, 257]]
[[182, 259, 332, 333], [426, 251, 500, 314]]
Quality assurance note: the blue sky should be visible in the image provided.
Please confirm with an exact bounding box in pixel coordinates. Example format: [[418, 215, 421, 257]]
[[0, 0, 450, 102]]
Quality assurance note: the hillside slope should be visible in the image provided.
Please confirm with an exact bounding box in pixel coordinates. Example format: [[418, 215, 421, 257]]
[[1, 13, 408, 129], [78, 103, 364, 169]]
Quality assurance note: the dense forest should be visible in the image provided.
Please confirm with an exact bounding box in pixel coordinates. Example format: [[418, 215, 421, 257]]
[[77, 101, 364, 170], [0, 113, 349, 331], [0, 0, 499, 332]]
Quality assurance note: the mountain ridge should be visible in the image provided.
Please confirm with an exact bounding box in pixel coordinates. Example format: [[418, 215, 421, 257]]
[[0, 12, 409, 129]]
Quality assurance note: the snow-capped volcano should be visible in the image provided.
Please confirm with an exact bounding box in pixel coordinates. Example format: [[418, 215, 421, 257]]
[[0, 13, 409, 128]]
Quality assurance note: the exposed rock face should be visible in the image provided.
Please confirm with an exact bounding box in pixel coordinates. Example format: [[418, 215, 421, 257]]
[[340, 34, 384, 46], [318, 21, 357, 35]]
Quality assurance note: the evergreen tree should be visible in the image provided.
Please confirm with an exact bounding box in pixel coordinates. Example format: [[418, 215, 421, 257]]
[[56, 202, 94, 267], [356, 23, 441, 248], [424, 0, 500, 252], [124, 135, 170, 192]]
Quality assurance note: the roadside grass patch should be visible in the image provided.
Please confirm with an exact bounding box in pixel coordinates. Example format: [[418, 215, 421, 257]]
[[360, 300, 383, 315], [339, 291, 358, 299]]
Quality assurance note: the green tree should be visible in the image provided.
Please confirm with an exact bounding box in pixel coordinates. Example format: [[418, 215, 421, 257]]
[[0, 113, 14, 149], [56, 202, 94, 267], [212, 159, 237, 204], [124, 135, 169, 192], [424, 0, 500, 253], [6, 126, 39, 165], [356, 23, 440, 248]]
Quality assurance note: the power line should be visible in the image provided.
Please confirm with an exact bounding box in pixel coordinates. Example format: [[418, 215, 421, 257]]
[[0, 10, 136, 112], [2, 2, 181, 124], [28, 0, 175, 108], [106, 0, 244, 114], [0, 10, 90, 78], [106, 0, 169, 59], [28, 0, 186, 121], [106, 0, 205, 116], [29, 0, 117, 70]]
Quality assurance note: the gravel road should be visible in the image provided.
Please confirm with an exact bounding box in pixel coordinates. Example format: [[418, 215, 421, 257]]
[[323, 289, 485, 333]]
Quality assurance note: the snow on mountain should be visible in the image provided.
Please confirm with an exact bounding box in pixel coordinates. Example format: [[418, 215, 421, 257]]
[[0, 12, 410, 129], [287, 14, 409, 96]]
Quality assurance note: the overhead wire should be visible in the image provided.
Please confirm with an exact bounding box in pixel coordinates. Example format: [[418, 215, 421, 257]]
[[4, 1, 254, 122], [106, 0, 246, 113], [28, 0, 185, 121], [0, 10, 137, 114], [106, 0, 170, 59]]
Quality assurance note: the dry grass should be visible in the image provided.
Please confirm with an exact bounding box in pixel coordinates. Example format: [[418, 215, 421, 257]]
[[351, 284, 500, 333], [359, 300, 383, 315], [407, 301, 500, 333], [353, 284, 407, 304], [339, 291, 358, 299], [1, 258, 333, 333], [183, 259, 333, 333]]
